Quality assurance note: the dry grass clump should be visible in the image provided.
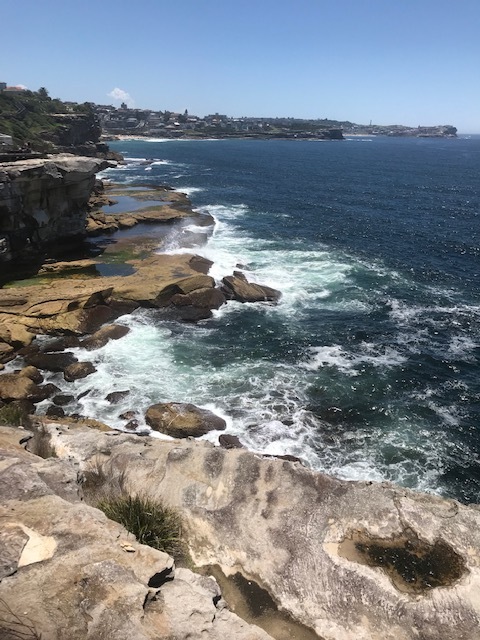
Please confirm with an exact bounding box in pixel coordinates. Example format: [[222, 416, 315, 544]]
[[83, 456, 184, 559]]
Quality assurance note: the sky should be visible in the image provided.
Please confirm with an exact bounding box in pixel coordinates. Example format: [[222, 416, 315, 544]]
[[2, 0, 480, 132]]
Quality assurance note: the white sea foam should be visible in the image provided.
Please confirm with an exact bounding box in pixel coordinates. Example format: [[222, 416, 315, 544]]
[[448, 335, 477, 360], [175, 186, 204, 195], [303, 343, 406, 375]]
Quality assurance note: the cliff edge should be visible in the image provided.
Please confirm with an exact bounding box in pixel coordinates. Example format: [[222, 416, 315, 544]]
[[0, 155, 111, 263]]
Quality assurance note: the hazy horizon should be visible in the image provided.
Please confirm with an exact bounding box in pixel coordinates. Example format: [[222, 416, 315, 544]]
[[2, 0, 480, 133]]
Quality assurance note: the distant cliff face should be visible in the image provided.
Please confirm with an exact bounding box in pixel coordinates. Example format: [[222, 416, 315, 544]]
[[0, 155, 109, 262], [47, 113, 102, 147]]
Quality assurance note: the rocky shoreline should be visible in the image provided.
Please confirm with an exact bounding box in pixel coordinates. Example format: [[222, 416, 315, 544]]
[[1, 156, 480, 639]]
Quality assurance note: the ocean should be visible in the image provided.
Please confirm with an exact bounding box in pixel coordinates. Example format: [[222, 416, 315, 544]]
[[56, 136, 480, 503]]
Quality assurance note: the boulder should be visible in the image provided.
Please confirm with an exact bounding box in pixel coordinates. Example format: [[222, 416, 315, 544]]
[[221, 274, 281, 303], [219, 434, 245, 449], [42, 336, 81, 352], [36, 383, 61, 399], [25, 351, 78, 373], [46, 405, 66, 418], [119, 411, 137, 420], [105, 390, 130, 404], [170, 287, 226, 321], [145, 403, 226, 438], [64, 362, 96, 382], [52, 394, 75, 406], [0, 340, 14, 362], [0, 373, 44, 402], [124, 419, 140, 431], [79, 324, 130, 351], [18, 365, 44, 384]]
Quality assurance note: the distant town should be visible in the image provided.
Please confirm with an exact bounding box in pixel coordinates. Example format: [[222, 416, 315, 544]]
[[96, 101, 457, 140], [0, 83, 458, 155]]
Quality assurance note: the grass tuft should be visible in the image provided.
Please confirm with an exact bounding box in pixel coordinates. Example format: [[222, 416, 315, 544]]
[[0, 405, 24, 427], [97, 493, 184, 558], [82, 457, 185, 560]]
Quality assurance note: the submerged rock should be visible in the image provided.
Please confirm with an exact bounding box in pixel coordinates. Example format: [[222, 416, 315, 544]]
[[145, 402, 226, 438], [105, 390, 130, 404], [46, 404, 66, 418]]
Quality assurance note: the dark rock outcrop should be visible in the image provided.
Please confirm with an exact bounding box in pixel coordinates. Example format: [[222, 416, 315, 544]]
[[64, 361, 96, 382], [105, 390, 130, 404], [79, 324, 130, 351], [219, 434, 245, 449], [169, 287, 226, 321], [25, 351, 78, 372], [221, 273, 281, 303]]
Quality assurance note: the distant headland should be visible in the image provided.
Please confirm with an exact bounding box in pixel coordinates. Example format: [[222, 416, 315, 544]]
[[0, 83, 457, 156]]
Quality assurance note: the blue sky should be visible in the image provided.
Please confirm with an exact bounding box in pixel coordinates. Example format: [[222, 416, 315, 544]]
[[2, 0, 479, 131]]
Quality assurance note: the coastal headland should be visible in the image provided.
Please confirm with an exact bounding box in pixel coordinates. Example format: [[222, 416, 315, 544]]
[[0, 154, 479, 640]]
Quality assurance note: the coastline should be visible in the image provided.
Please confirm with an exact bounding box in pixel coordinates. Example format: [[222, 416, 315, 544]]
[[1, 152, 480, 639]]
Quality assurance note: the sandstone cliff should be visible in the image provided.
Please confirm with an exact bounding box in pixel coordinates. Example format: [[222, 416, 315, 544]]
[[7, 419, 479, 640], [0, 425, 273, 640], [0, 155, 110, 263]]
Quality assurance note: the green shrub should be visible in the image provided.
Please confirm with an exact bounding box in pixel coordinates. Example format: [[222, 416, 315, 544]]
[[97, 492, 184, 559]]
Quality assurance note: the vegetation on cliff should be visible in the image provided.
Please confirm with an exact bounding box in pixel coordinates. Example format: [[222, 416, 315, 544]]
[[0, 88, 97, 151]]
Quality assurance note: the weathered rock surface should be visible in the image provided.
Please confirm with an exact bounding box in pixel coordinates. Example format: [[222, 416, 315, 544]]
[[222, 273, 281, 303], [86, 204, 190, 235], [145, 402, 227, 438], [0, 155, 111, 263], [37, 421, 480, 640], [0, 426, 273, 640], [0, 253, 218, 337], [0, 319, 35, 352], [0, 373, 43, 402], [18, 365, 44, 384]]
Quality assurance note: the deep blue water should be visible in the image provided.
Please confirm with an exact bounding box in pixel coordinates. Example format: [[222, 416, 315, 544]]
[[84, 136, 480, 503]]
